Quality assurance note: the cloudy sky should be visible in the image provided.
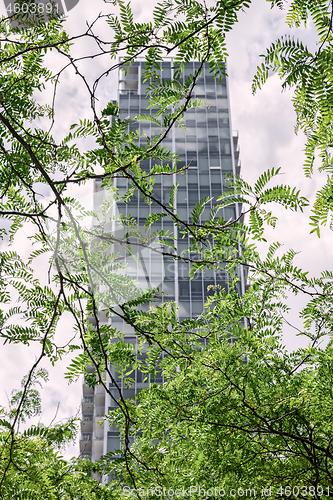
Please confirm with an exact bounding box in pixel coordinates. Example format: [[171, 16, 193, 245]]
[[0, 0, 332, 459]]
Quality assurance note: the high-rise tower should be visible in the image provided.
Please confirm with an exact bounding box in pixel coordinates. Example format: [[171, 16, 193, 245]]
[[80, 60, 245, 462]]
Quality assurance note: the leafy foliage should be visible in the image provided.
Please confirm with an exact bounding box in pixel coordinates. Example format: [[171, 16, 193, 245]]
[[0, 0, 333, 497], [253, 0, 333, 234]]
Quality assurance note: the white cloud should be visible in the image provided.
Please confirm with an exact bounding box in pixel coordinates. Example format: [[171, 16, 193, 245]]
[[227, 3, 333, 350]]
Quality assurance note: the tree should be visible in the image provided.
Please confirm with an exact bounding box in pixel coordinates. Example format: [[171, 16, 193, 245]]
[[0, 369, 111, 498], [254, 0, 333, 236], [0, 0, 333, 498]]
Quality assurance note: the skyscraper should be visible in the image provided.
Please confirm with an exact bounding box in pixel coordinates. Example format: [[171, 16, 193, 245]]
[[80, 60, 245, 462]]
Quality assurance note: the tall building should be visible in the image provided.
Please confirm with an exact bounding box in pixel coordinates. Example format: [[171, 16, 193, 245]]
[[80, 60, 245, 463]]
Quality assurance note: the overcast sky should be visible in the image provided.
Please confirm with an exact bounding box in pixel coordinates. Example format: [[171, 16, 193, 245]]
[[0, 0, 332, 459]]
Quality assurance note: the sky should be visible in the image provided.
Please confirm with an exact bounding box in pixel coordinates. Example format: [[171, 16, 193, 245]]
[[0, 0, 332, 459]]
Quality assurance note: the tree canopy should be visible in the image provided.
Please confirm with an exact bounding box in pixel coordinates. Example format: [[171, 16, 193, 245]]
[[0, 0, 333, 498]]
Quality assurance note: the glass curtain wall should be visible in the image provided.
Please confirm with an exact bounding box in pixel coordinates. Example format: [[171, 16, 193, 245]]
[[80, 60, 245, 462]]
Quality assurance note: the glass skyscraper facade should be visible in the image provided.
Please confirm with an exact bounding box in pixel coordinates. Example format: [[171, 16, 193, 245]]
[[80, 60, 246, 463]]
